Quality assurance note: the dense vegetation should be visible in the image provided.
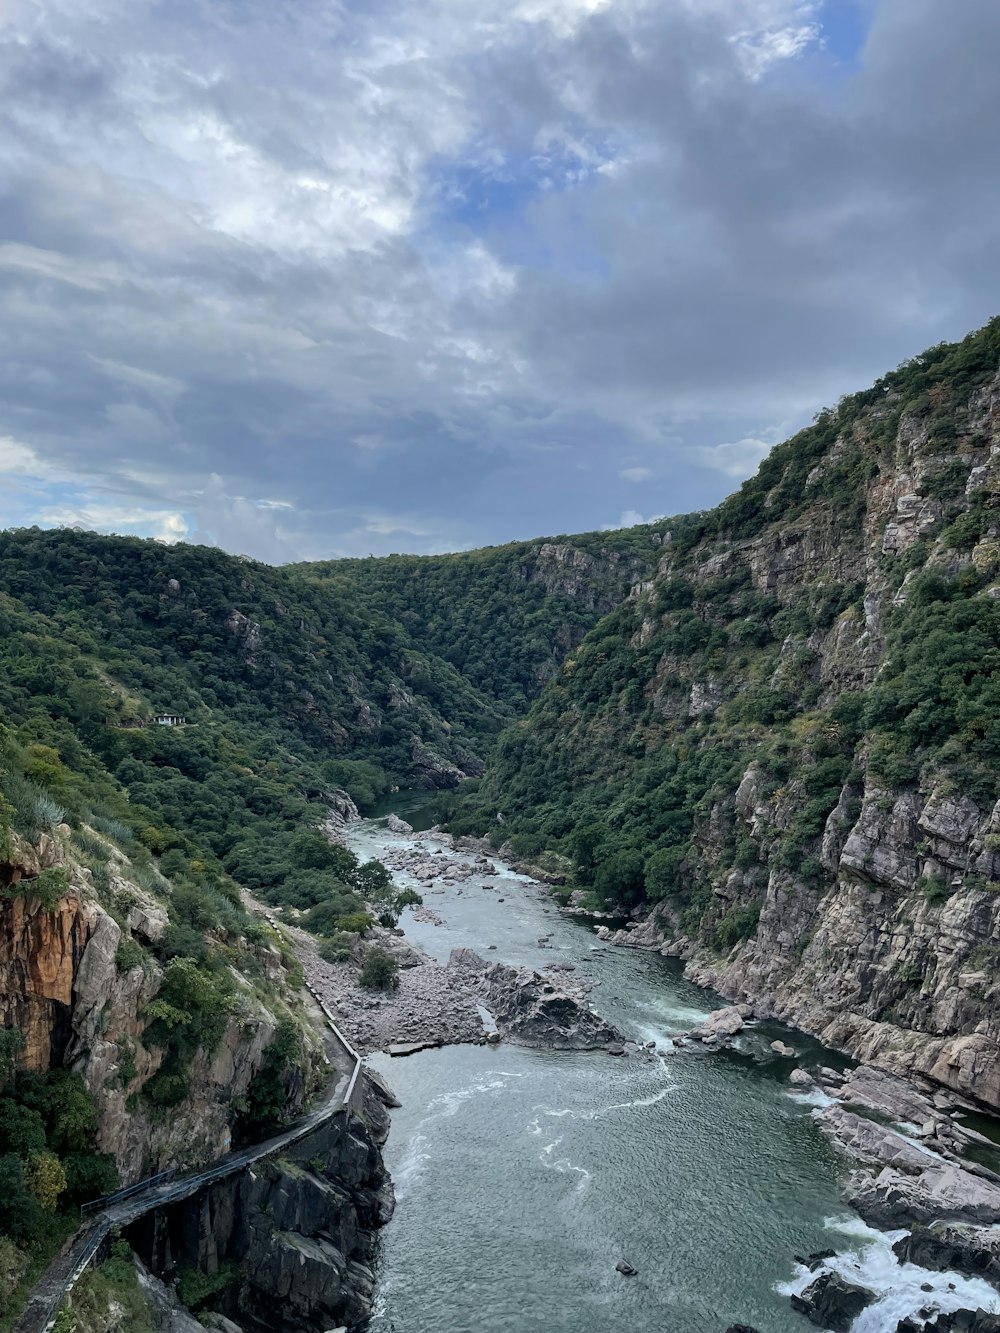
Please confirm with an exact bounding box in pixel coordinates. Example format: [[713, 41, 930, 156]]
[[476, 318, 1000, 943], [298, 525, 665, 712], [0, 1030, 118, 1331]]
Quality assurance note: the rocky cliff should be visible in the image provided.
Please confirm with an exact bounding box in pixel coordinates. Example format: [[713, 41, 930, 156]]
[[126, 1078, 394, 1333], [487, 318, 1000, 1112], [0, 826, 324, 1183]]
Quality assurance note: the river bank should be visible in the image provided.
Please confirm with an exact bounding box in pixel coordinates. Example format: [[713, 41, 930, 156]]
[[336, 806, 1000, 1333]]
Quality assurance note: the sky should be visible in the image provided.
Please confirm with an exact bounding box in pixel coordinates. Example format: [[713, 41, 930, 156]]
[[0, 0, 999, 562]]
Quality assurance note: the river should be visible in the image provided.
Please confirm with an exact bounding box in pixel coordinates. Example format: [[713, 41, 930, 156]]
[[346, 806, 1000, 1333]]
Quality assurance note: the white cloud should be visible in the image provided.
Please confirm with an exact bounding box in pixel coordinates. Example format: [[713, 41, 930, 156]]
[[38, 501, 188, 544], [604, 508, 664, 530], [0, 435, 46, 476], [695, 436, 773, 479], [619, 466, 653, 482]]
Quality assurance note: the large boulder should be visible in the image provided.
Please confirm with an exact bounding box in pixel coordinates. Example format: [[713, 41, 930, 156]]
[[847, 1162, 1000, 1229], [687, 1006, 745, 1041], [790, 1271, 875, 1331], [448, 950, 624, 1050], [893, 1224, 1000, 1288]]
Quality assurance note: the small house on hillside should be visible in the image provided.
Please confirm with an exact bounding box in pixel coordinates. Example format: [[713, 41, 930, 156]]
[[153, 714, 186, 727]]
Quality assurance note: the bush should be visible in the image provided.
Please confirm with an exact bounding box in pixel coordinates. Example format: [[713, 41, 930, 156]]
[[335, 911, 371, 935], [237, 1018, 300, 1142], [318, 933, 354, 964], [921, 873, 950, 905], [62, 1152, 119, 1205], [1, 866, 70, 911], [115, 938, 146, 973], [359, 947, 399, 991]]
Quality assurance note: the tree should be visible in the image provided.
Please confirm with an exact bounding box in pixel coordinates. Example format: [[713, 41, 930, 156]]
[[0, 1028, 24, 1093], [26, 1151, 67, 1212], [0, 1154, 40, 1240], [359, 947, 399, 991], [0, 1100, 47, 1157]]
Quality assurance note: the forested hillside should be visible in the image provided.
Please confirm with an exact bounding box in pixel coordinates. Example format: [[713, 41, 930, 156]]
[[297, 525, 666, 711], [478, 316, 1000, 1106]]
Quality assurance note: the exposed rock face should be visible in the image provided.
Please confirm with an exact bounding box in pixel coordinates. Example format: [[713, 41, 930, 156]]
[[525, 542, 642, 615], [0, 831, 320, 1184], [846, 1162, 1000, 1229], [790, 1271, 875, 1331], [127, 1082, 393, 1333], [321, 791, 361, 845], [893, 1225, 1000, 1289], [493, 337, 1000, 1115], [448, 949, 624, 1049]]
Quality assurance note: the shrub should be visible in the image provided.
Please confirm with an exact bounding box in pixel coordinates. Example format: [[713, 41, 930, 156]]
[[335, 911, 372, 936], [115, 938, 146, 973], [712, 903, 761, 952], [62, 1151, 119, 1205], [1, 866, 70, 911], [319, 932, 354, 964], [26, 1151, 66, 1211], [359, 947, 399, 991], [921, 873, 950, 905], [236, 1018, 300, 1142], [176, 1261, 240, 1310]]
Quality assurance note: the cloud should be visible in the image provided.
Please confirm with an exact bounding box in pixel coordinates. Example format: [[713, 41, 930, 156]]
[[0, 1, 999, 558], [37, 500, 188, 544], [695, 436, 774, 479], [605, 508, 664, 530], [0, 435, 46, 475]]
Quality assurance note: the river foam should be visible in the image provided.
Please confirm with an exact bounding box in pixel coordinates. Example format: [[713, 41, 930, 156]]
[[778, 1215, 1000, 1331]]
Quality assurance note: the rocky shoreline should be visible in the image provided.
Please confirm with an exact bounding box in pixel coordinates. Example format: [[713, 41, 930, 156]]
[[644, 995, 1000, 1330], [326, 806, 1000, 1330], [278, 815, 626, 1059]]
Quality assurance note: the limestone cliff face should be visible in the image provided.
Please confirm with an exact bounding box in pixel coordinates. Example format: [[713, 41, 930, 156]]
[[0, 829, 321, 1184], [496, 325, 1000, 1111], [525, 542, 649, 615]]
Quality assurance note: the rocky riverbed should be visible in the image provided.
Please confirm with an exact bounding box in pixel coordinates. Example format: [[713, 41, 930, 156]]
[[329, 806, 1000, 1332], [274, 817, 624, 1058]]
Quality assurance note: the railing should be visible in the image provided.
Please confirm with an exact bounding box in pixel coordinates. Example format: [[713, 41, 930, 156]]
[[14, 909, 364, 1333], [80, 1170, 174, 1217]]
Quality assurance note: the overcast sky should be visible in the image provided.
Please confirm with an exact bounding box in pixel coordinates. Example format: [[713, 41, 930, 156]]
[[0, 0, 998, 562]]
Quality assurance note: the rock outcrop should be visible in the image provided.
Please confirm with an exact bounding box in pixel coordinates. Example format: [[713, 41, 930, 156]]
[[127, 1080, 393, 1333], [488, 323, 1000, 1115], [0, 828, 323, 1183], [790, 1270, 876, 1331], [448, 949, 624, 1049]]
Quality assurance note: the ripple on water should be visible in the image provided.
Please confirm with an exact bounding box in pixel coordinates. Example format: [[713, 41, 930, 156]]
[[353, 817, 922, 1333]]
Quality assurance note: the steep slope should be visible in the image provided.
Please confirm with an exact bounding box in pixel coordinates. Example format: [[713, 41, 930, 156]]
[[0, 529, 499, 792], [485, 316, 1000, 1109], [298, 525, 666, 713]]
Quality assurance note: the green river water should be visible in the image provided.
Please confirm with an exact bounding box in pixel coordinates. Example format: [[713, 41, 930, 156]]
[[346, 803, 1000, 1333]]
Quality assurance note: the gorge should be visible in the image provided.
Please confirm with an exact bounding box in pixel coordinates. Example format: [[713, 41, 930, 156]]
[[3, 317, 1000, 1331]]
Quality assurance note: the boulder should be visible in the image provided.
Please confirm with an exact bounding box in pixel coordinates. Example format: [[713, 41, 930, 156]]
[[688, 1006, 745, 1041], [770, 1039, 795, 1057], [386, 814, 413, 834], [448, 949, 624, 1050], [789, 1068, 815, 1088], [790, 1271, 875, 1331], [615, 1259, 637, 1276], [893, 1224, 1000, 1288], [847, 1162, 1000, 1229]]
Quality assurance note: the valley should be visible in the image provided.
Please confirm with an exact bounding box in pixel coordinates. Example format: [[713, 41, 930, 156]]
[[4, 318, 1000, 1330]]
